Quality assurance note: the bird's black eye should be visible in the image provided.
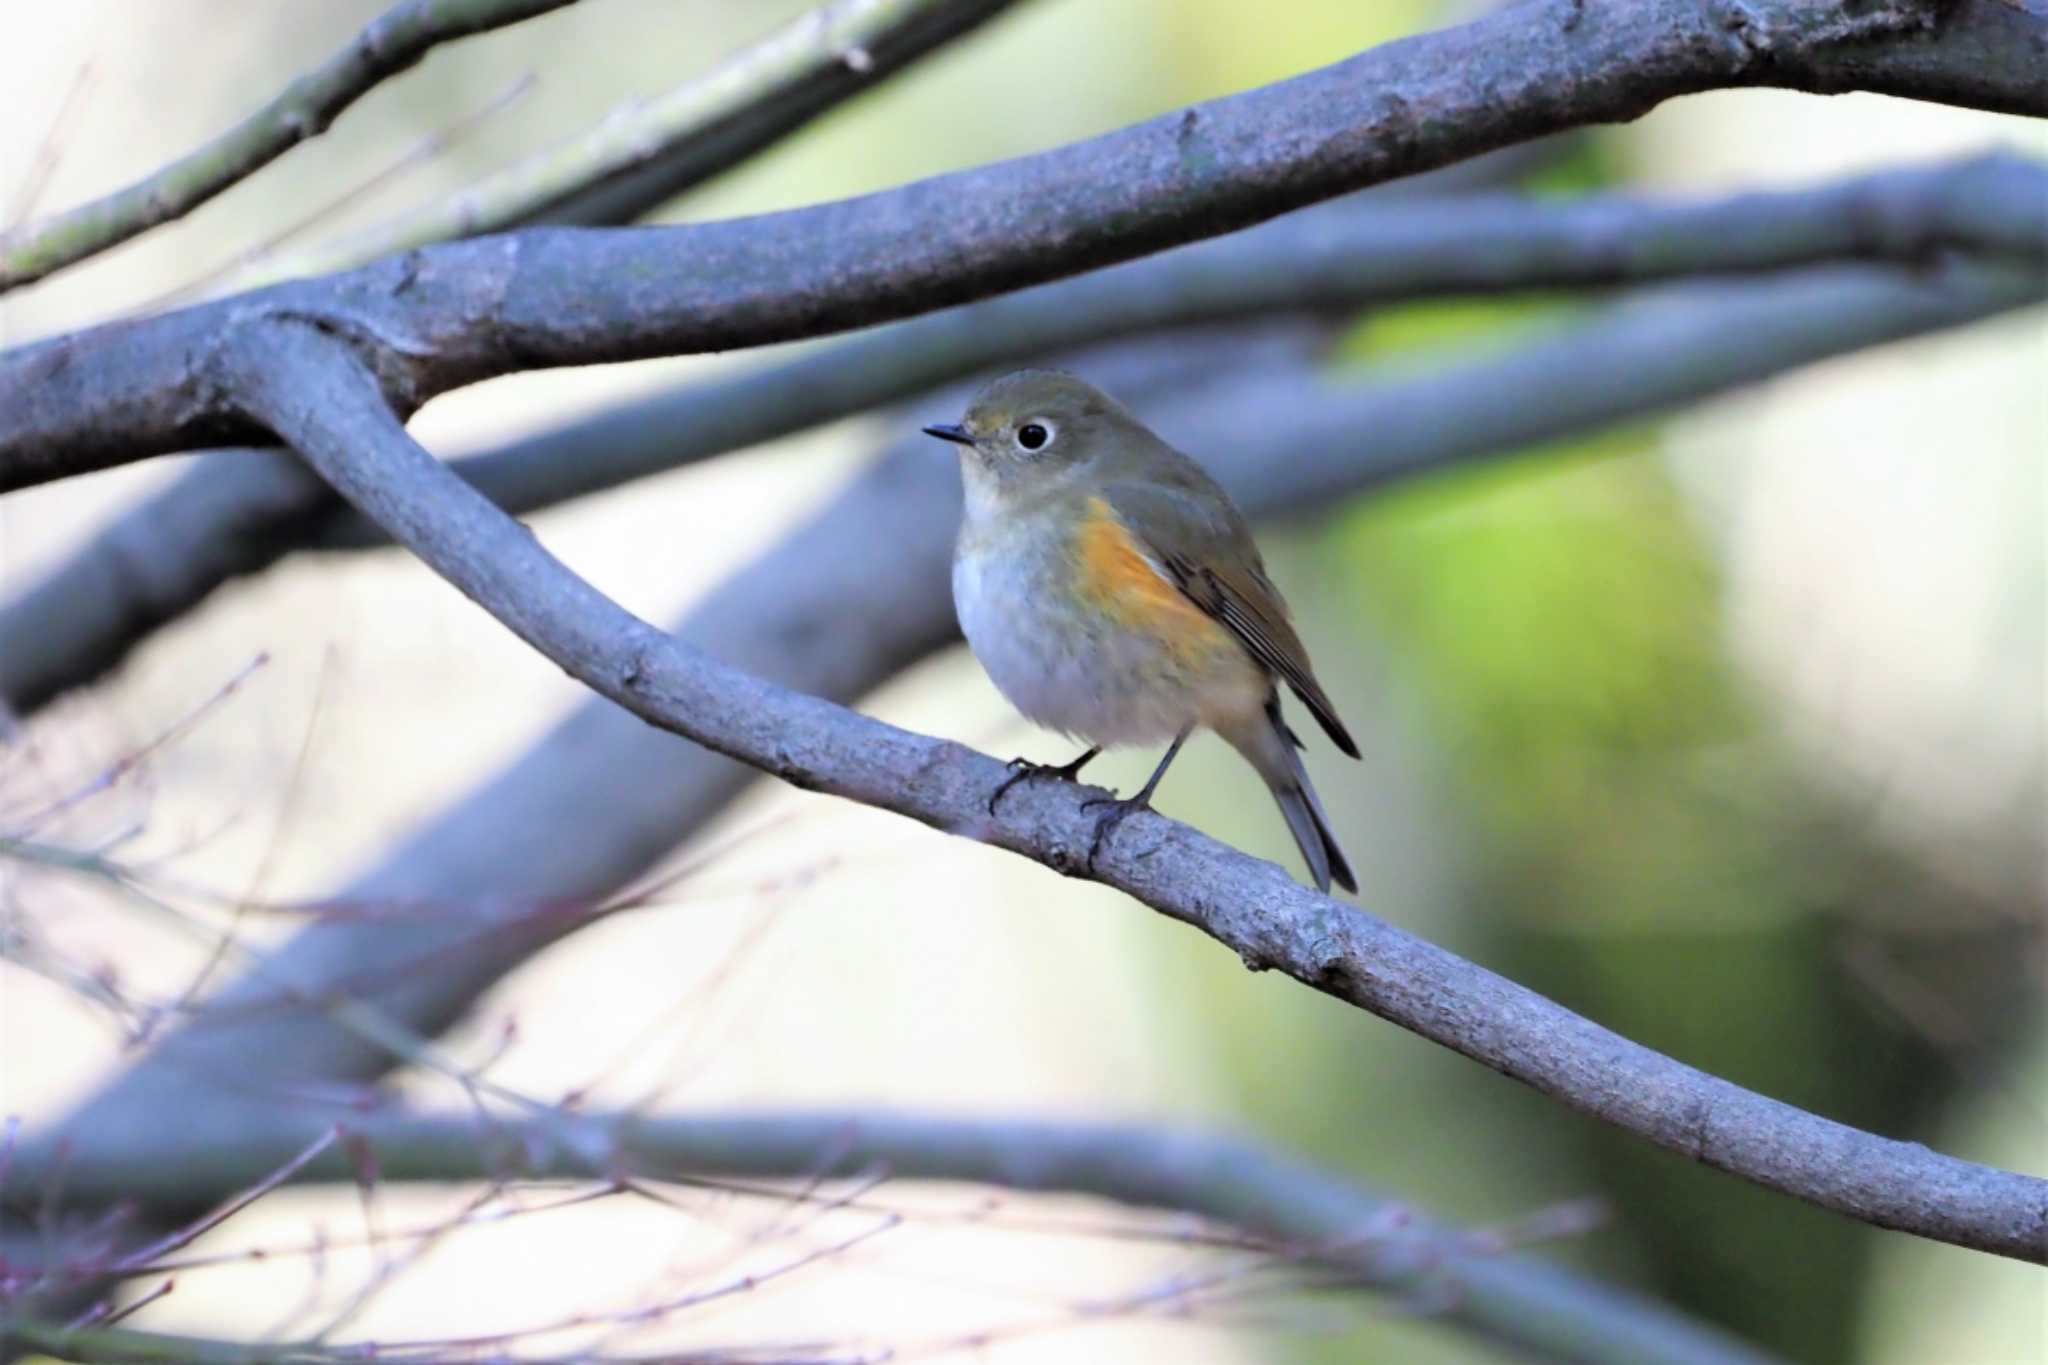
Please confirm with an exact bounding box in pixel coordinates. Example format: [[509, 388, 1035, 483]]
[[1016, 421, 1051, 451]]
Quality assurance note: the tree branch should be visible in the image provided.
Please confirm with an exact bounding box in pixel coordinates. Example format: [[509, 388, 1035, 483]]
[[4, 157, 2042, 712], [1775, 0, 2048, 113], [40, 331, 1309, 1157], [224, 319, 2048, 1262], [9, 1107, 1777, 1365], [1, 1322, 293, 1365], [0, 0, 582, 292], [4, 0, 2041, 489], [314, 154, 2048, 524], [279, 0, 1026, 278]]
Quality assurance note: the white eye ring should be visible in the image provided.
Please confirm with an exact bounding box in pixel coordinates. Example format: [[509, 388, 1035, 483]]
[[1014, 418, 1056, 453]]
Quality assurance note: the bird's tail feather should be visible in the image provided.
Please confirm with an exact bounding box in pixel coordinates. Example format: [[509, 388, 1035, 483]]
[[1222, 698, 1356, 894]]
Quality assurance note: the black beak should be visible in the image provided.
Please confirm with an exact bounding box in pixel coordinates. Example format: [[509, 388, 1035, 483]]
[[921, 422, 973, 446]]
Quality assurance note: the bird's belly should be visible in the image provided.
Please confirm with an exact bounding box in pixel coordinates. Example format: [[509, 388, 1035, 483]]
[[954, 537, 1262, 747]]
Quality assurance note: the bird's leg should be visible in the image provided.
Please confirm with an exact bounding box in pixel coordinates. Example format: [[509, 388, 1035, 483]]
[[1081, 729, 1189, 871], [987, 745, 1101, 816]]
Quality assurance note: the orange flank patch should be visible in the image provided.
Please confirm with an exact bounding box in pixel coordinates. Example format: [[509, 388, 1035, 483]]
[[1072, 497, 1235, 661]]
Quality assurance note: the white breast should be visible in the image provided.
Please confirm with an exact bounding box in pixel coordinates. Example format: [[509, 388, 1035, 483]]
[[953, 541, 1074, 730], [953, 528, 1212, 748]]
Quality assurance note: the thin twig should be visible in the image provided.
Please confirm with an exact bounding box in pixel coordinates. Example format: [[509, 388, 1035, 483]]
[[109, 1129, 341, 1273], [273, 0, 1025, 279], [0, 0, 581, 292], [142, 72, 541, 312], [9, 61, 98, 224]]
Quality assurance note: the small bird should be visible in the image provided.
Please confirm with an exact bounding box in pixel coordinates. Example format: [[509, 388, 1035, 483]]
[[924, 370, 1359, 893]]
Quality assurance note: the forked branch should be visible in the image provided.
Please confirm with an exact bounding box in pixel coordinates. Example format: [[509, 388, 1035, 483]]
[[5, 0, 2045, 489], [228, 320, 2048, 1264]]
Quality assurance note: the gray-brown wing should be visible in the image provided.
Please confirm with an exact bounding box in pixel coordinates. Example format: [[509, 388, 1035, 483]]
[[1101, 480, 1359, 758]]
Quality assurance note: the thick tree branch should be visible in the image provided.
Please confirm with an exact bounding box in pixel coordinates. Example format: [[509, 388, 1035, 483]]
[[3, 0, 2042, 489], [304, 155, 2048, 524], [0, 143, 1551, 711], [0, 0, 582, 292], [1778, 0, 2048, 112], [41, 332, 1306, 1156], [10, 1108, 1776, 1365], [226, 320, 2048, 1262], [4, 158, 2042, 711]]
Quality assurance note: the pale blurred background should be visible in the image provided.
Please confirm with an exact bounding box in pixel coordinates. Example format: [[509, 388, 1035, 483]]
[[1, 2, 2042, 1362]]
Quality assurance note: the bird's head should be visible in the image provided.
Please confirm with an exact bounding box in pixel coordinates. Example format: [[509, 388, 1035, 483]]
[[922, 369, 1139, 515]]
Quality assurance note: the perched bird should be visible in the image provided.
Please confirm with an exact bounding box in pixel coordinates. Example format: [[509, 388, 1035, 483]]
[[924, 370, 1359, 893]]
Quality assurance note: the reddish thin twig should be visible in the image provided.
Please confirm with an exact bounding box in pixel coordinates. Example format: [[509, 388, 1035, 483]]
[[111, 1127, 339, 1273]]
